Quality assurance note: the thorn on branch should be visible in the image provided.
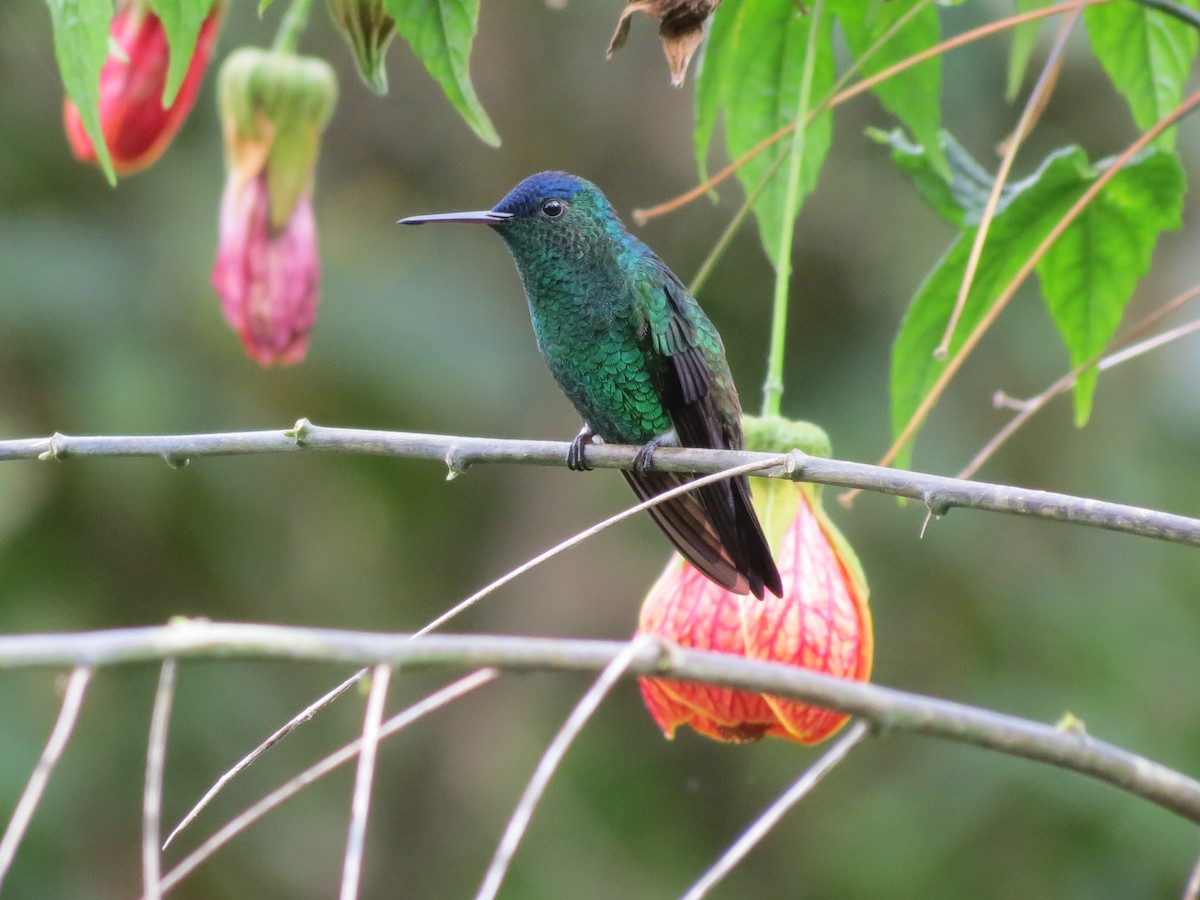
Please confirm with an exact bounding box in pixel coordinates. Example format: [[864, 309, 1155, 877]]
[[923, 492, 952, 518], [39, 433, 68, 462], [444, 445, 470, 481], [1055, 711, 1088, 735], [651, 636, 685, 675], [286, 418, 312, 445]]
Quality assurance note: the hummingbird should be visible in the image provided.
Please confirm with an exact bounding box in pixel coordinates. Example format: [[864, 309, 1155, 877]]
[[400, 171, 782, 599]]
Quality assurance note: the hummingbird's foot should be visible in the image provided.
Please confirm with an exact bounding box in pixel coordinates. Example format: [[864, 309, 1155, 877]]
[[567, 425, 596, 472], [632, 431, 676, 472]]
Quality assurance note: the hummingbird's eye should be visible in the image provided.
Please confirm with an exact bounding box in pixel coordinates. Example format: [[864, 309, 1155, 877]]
[[540, 199, 565, 219]]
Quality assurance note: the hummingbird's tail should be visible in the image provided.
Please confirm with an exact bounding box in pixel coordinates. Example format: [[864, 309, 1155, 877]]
[[622, 469, 783, 599]]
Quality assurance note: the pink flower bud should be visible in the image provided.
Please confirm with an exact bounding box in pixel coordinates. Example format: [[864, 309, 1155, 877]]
[[63, 1, 223, 175], [211, 48, 336, 366], [211, 171, 318, 366], [637, 483, 872, 744]]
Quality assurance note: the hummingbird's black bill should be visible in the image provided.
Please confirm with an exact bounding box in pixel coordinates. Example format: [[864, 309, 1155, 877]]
[[398, 210, 513, 225]]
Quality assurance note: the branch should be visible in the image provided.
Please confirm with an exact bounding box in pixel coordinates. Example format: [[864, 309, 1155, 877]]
[[2, 422, 1199, 548], [0, 621, 1197, 825]]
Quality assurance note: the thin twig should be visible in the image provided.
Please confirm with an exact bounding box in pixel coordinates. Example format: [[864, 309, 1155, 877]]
[[163, 457, 777, 854], [633, 0, 1112, 223], [0, 667, 93, 889], [339, 664, 391, 900], [682, 720, 871, 899], [870, 83, 1200, 480], [475, 638, 646, 900], [1183, 845, 1200, 900], [163, 666, 365, 849], [164, 451, 781, 848], [934, 0, 1084, 359], [6, 624, 1200, 826], [143, 660, 176, 900], [4, 424, 1200, 547], [415, 455, 786, 636], [959, 282, 1200, 479], [149, 669, 498, 899]]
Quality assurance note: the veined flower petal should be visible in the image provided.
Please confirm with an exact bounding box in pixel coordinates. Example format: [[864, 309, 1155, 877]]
[[637, 484, 872, 745]]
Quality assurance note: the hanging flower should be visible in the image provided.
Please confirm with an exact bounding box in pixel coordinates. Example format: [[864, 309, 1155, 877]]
[[637, 447, 872, 744], [211, 47, 337, 366], [607, 0, 722, 87], [63, 0, 224, 175]]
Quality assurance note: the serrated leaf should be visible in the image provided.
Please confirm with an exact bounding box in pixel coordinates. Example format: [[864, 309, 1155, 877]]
[[1036, 150, 1184, 424], [890, 145, 1185, 464], [45, 0, 116, 183], [693, 0, 834, 268], [147, 0, 214, 106], [1084, 0, 1199, 147], [833, 0, 946, 177], [385, 0, 499, 147], [891, 147, 1092, 468], [1006, 0, 1052, 101]]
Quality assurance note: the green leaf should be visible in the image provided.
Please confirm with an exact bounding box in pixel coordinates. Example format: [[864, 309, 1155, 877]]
[[693, 0, 735, 186], [1006, 0, 1053, 102], [890, 145, 1186, 463], [693, 0, 834, 268], [385, 0, 499, 147], [1036, 150, 1185, 424], [1084, 0, 1199, 147], [833, 0, 946, 177], [870, 128, 1007, 227], [147, 0, 214, 106], [888, 148, 1076, 465], [45, 0, 116, 183]]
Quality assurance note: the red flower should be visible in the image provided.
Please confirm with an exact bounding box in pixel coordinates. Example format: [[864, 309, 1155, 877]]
[[637, 484, 872, 744], [211, 171, 318, 366], [63, 1, 223, 175]]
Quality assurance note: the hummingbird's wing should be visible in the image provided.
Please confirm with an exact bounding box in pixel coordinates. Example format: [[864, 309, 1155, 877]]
[[628, 264, 783, 599]]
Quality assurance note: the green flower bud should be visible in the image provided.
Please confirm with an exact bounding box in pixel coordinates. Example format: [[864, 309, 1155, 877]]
[[325, 0, 396, 95], [742, 414, 832, 459], [217, 47, 337, 228]]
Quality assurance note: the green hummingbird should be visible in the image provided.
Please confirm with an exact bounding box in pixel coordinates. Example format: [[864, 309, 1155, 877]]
[[400, 171, 782, 599]]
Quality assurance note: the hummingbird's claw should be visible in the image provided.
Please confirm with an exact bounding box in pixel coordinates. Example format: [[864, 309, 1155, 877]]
[[567, 424, 596, 472], [633, 430, 677, 472]]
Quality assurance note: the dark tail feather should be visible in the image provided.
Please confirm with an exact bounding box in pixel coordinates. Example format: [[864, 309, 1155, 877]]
[[729, 473, 784, 598], [622, 469, 782, 599]]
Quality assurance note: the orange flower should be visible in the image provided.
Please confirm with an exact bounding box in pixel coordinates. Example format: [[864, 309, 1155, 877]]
[[63, 0, 223, 175], [637, 482, 872, 744]]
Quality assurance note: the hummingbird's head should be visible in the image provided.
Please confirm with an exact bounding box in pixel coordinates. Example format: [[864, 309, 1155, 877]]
[[400, 171, 626, 265], [491, 171, 629, 271]]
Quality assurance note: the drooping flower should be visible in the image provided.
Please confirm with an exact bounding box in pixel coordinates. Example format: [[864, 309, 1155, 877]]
[[63, 0, 224, 175], [211, 47, 336, 366], [607, 0, 722, 87], [637, 476, 872, 744]]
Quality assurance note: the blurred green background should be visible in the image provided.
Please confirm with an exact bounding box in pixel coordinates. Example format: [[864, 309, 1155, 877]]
[[2, 1, 1200, 897]]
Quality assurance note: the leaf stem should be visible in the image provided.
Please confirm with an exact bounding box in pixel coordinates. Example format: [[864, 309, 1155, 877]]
[[761, 0, 824, 419], [272, 0, 313, 54]]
